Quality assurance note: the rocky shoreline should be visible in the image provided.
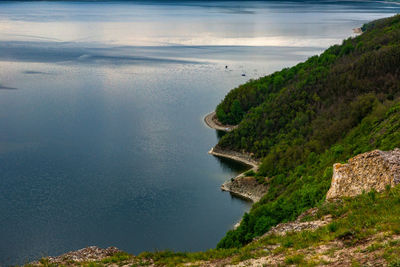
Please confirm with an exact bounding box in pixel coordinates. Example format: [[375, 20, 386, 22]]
[[221, 175, 268, 202], [205, 112, 267, 202], [208, 147, 266, 202], [208, 146, 259, 168], [204, 111, 238, 132]]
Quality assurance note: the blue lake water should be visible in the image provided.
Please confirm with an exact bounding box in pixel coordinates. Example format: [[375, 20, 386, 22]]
[[1, 0, 400, 265]]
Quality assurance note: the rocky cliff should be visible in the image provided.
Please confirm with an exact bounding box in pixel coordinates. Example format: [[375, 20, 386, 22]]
[[326, 148, 400, 200]]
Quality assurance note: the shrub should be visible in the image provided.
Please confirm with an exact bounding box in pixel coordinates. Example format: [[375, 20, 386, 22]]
[[284, 254, 304, 264], [244, 170, 256, 176]]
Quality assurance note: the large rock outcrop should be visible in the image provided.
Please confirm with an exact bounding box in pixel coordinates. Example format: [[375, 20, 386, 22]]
[[326, 148, 400, 200]]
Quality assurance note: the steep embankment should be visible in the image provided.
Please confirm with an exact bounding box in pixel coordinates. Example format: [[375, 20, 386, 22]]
[[213, 14, 400, 249]]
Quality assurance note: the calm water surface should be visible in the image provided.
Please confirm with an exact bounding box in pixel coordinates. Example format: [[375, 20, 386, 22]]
[[1, 1, 400, 265]]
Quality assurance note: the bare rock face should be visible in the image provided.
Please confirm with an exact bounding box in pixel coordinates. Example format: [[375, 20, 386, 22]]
[[326, 148, 400, 200]]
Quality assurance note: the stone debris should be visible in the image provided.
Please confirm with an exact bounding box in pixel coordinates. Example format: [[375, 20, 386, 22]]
[[326, 148, 400, 200], [221, 176, 268, 203], [222, 235, 400, 267], [266, 215, 332, 236], [34, 246, 121, 264], [258, 208, 331, 238]]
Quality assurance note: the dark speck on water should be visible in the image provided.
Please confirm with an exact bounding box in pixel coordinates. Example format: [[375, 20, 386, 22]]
[[0, 85, 17, 90]]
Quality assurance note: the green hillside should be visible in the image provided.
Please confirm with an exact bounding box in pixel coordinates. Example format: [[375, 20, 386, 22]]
[[215, 14, 400, 248]]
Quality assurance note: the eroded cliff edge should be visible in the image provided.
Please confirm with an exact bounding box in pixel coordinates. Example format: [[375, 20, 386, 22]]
[[326, 148, 400, 200]]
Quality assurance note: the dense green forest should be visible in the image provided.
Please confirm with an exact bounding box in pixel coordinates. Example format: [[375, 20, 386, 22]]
[[216, 14, 400, 248]]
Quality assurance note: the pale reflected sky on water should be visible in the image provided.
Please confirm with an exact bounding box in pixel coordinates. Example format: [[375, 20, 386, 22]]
[[1, 1, 399, 47]]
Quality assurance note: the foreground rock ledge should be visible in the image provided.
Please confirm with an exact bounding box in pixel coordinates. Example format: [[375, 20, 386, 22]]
[[31, 246, 121, 265], [326, 148, 400, 200]]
